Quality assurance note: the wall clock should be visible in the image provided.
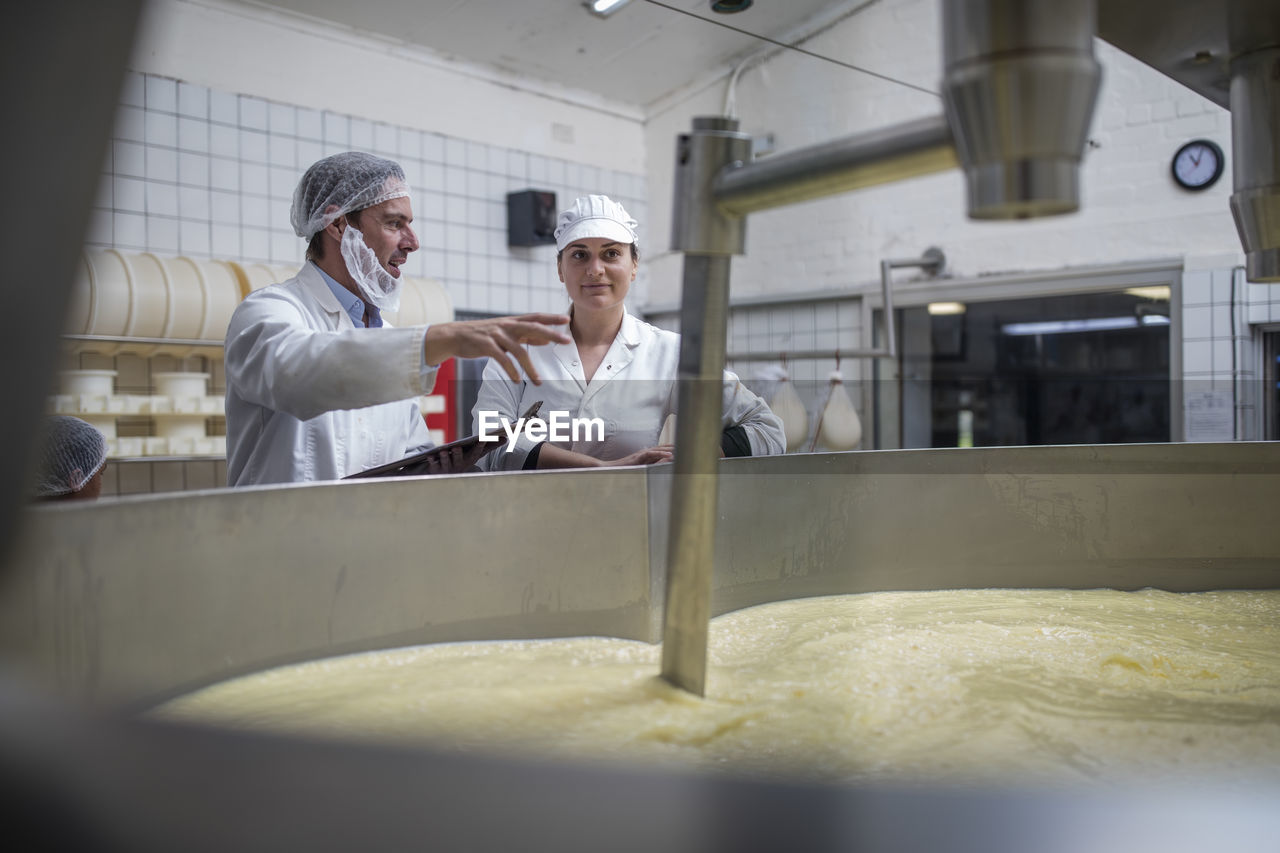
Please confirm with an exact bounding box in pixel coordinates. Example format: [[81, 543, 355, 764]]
[[1171, 139, 1225, 191]]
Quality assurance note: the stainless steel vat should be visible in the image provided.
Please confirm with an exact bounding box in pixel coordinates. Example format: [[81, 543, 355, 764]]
[[3, 442, 1275, 709]]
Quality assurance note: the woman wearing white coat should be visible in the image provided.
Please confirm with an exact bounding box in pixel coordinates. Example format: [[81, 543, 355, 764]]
[[472, 195, 785, 471]]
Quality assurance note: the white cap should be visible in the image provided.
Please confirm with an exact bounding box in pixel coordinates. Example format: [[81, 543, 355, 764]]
[[553, 194, 638, 252]]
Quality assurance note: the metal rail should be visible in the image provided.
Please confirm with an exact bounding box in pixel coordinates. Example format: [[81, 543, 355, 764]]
[[722, 247, 945, 363], [62, 334, 225, 349]]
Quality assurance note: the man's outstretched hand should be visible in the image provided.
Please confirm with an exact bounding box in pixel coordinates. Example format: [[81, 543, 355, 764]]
[[423, 314, 571, 384]]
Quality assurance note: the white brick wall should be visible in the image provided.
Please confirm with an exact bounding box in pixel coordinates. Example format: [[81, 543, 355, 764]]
[[113, 0, 653, 315], [1182, 262, 1280, 440]]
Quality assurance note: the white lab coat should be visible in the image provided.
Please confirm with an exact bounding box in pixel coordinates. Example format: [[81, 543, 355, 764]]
[[472, 309, 784, 470], [224, 262, 435, 486]]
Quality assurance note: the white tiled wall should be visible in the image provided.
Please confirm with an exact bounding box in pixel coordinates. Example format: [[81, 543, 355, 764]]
[[650, 260, 1280, 448], [89, 71, 649, 316], [1182, 265, 1280, 440], [650, 298, 864, 383]]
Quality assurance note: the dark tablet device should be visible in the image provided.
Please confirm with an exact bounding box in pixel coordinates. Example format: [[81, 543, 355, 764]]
[[344, 401, 543, 480]]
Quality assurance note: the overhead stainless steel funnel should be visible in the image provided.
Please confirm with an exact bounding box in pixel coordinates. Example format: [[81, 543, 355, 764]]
[[1229, 46, 1280, 282], [942, 0, 1102, 219]]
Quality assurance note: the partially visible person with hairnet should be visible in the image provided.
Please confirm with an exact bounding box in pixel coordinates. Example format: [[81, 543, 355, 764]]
[[224, 152, 570, 486], [32, 416, 108, 502]]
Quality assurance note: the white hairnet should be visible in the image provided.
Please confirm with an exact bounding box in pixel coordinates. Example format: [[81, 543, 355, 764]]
[[290, 152, 410, 240], [553, 195, 638, 252], [33, 416, 108, 497]]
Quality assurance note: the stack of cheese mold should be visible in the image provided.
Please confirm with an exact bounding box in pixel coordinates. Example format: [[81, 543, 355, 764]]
[[54, 250, 455, 459]]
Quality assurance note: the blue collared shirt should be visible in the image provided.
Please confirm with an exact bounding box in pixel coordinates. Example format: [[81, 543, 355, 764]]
[[311, 261, 434, 376], [313, 261, 382, 328]]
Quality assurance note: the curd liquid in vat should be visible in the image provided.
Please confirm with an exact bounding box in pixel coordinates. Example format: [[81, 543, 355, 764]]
[[157, 589, 1280, 787]]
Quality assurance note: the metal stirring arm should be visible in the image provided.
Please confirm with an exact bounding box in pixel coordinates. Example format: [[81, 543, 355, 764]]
[[659, 257, 733, 695], [661, 119, 750, 696], [660, 117, 959, 694]]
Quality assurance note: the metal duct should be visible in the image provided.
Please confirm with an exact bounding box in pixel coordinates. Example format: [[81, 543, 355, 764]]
[[942, 0, 1102, 220], [1229, 46, 1280, 282]]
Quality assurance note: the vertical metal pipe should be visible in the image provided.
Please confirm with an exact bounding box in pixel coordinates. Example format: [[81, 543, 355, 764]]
[[671, 117, 752, 255], [1229, 47, 1280, 283], [662, 117, 751, 696], [878, 260, 899, 360], [660, 256, 732, 696]]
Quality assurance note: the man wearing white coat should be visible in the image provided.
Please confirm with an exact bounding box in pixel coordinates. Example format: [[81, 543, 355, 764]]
[[472, 194, 784, 471], [224, 152, 569, 486]]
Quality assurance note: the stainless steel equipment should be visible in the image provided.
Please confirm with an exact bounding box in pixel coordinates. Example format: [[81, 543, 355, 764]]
[[2, 442, 1278, 852], [663, 117, 751, 694], [3, 442, 1276, 707], [1097, 0, 1280, 282], [664, 0, 1105, 692], [1227, 46, 1280, 282], [3, 1, 1280, 850], [943, 0, 1102, 219], [659, 0, 1280, 692]]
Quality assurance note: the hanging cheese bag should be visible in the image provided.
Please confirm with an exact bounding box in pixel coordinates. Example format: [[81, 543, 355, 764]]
[[816, 370, 862, 451], [770, 373, 810, 452]]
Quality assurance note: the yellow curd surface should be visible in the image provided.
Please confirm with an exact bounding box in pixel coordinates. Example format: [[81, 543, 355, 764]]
[[157, 589, 1280, 787]]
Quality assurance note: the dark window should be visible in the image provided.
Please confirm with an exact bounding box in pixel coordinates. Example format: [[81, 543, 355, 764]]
[[877, 290, 1171, 448]]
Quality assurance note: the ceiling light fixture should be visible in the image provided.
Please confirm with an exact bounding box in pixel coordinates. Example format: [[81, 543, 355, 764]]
[[927, 302, 967, 316], [711, 0, 754, 12], [585, 0, 632, 17]]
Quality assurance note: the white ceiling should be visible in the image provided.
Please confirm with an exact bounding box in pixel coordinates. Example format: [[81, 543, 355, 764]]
[[247, 0, 851, 109]]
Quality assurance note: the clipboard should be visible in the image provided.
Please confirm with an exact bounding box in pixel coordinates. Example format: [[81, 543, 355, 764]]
[[344, 401, 543, 479]]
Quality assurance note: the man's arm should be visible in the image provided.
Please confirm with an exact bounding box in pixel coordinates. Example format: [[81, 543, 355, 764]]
[[721, 372, 786, 456], [424, 314, 570, 384], [225, 295, 568, 423], [225, 292, 434, 422]]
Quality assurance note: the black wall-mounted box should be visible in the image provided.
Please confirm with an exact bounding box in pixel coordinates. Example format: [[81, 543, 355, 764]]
[[506, 189, 557, 247]]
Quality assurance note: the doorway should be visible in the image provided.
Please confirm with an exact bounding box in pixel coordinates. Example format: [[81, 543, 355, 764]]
[[874, 279, 1175, 449]]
